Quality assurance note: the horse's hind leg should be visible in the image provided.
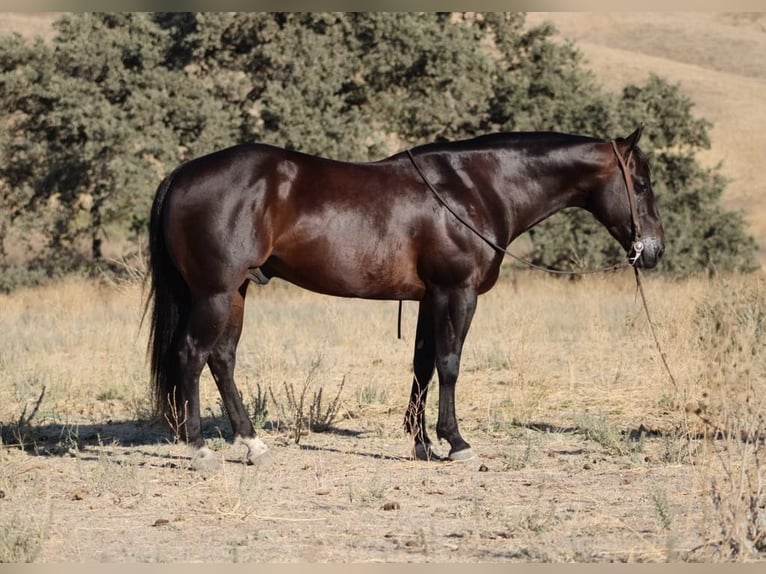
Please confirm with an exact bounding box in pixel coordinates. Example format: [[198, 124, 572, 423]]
[[207, 281, 271, 466], [176, 291, 235, 471], [404, 298, 438, 460]]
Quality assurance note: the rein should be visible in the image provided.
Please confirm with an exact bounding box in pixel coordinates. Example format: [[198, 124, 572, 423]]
[[401, 142, 678, 391], [405, 143, 640, 274]]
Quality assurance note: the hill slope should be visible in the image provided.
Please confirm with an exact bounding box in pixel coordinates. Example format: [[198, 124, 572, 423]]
[[526, 12, 766, 266]]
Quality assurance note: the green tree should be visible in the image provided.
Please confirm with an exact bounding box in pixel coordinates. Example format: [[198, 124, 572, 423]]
[[0, 13, 237, 274], [526, 74, 758, 274], [0, 12, 758, 288]]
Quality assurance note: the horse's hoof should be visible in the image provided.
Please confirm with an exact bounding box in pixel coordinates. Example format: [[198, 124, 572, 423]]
[[236, 436, 273, 467], [448, 447, 476, 461], [190, 446, 220, 472], [413, 443, 440, 461]]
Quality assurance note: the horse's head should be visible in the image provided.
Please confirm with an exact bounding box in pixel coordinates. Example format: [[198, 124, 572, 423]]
[[590, 126, 665, 269]]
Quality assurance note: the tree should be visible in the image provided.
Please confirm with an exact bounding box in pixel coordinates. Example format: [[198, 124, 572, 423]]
[[0, 13, 238, 274], [0, 12, 758, 288], [526, 75, 758, 274]]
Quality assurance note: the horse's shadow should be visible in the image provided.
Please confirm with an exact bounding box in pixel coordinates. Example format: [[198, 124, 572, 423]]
[[2, 416, 689, 469], [1, 416, 388, 467]]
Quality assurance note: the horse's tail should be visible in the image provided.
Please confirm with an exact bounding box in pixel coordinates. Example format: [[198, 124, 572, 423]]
[[142, 168, 188, 421]]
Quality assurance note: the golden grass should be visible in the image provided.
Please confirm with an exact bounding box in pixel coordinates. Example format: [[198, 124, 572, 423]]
[[0, 13, 57, 41], [526, 12, 766, 266], [0, 271, 763, 561], [0, 278, 150, 430], [0, 269, 760, 441]]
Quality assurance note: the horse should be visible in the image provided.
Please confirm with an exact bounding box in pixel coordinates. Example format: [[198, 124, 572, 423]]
[[145, 126, 664, 470]]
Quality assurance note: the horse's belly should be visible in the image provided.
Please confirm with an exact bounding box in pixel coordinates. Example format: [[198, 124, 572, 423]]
[[261, 251, 427, 301]]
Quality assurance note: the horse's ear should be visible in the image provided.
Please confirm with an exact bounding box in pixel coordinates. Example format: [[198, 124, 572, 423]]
[[624, 124, 644, 151], [616, 124, 644, 158]]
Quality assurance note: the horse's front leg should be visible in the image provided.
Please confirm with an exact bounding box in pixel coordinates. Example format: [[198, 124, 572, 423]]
[[431, 286, 478, 461], [404, 298, 438, 460]]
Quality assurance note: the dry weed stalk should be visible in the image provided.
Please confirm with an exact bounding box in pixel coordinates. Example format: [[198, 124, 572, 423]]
[[164, 392, 188, 444], [689, 277, 766, 561], [1, 385, 46, 448], [267, 354, 345, 443]]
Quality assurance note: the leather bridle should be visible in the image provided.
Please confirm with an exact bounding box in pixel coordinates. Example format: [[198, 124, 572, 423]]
[[610, 140, 644, 266], [406, 139, 644, 273]]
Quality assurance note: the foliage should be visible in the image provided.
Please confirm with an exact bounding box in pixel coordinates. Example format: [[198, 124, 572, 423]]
[[527, 75, 759, 274], [0, 12, 758, 289]]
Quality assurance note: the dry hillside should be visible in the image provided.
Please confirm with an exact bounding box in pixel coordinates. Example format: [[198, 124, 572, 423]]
[[526, 12, 766, 266]]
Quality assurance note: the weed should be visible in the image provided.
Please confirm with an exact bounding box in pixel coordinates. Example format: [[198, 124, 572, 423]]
[[56, 422, 81, 455], [0, 511, 49, 562], [267, 354, 345, 444], [95, 387, 121, 401], [163, 392, 188, 445], [247, 383, 269, 430], [574, 411, 639, 456], [690, 277, 766, 561], [0, 385, 46, 448], [309, 374, 345, 432], [660, 426, 695, 465], [501, 432, 536, 471], [355, 383, 389, 406], [651, 489, 673, 531]]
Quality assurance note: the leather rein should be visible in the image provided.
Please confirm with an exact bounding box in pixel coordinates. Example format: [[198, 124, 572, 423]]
[[401, 140, 678, 392], [405, 140, 643, 274]]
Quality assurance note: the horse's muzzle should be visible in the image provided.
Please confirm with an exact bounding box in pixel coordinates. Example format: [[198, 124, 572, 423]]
[[630, 236, 664, 269]]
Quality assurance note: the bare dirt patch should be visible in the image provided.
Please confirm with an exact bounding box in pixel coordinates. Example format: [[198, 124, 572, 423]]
[[0, 414, 708, 562]]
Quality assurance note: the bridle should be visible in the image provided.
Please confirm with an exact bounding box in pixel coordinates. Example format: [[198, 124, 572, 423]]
[[610, 140, 644, 267], [405, 139, 644, 274], [404, 139, 677, 391]]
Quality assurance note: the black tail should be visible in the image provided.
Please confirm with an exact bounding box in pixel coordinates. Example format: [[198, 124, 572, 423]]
[[143, 169, 189, 421]]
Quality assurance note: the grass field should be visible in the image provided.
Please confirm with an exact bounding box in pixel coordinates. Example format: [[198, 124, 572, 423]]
[[0, 271, 763, 561]]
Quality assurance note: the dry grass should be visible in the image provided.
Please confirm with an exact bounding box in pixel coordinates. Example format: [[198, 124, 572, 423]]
[[0, 270, 763, 561], [0, 13, 57, 41], [526, 12, 766, 266]]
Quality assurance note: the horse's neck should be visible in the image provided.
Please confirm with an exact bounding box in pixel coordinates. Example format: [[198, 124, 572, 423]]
[[496, 149, 594, 242]]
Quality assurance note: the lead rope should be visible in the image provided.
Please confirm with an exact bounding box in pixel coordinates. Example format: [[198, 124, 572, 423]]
[[633, 266, 679, 391], [401, 144, 679, 395], [610, 142, 679, 391], [405, 149, 627, 276], [397, 145, 626, 342]]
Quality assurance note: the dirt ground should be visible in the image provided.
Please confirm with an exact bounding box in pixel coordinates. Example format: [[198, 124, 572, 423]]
[[1, 409, 715, 563], [2, 272, 763, 563], [1, 12, 765, 564]]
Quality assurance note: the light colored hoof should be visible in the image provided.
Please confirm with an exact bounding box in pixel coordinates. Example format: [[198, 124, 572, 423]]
[[448, 447, 476, 461], [413, 443, 439, 461], [190, 446, 220, 472], [236, 436, 273, 467]]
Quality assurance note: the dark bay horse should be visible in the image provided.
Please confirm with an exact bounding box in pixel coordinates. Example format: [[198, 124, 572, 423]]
[[145, 126, 664, 470]]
